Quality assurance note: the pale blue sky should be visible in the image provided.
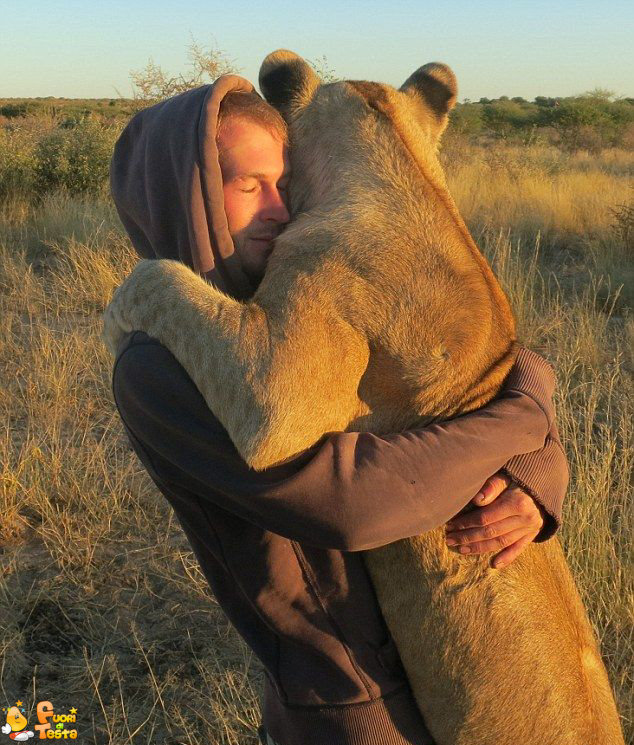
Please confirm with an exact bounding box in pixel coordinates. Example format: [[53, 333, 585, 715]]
[[2, 0, 633, 100]]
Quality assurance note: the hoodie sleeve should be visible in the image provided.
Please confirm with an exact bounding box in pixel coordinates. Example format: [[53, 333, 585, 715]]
[[501, 417, 569, 542], [112, 332, 566, 552]]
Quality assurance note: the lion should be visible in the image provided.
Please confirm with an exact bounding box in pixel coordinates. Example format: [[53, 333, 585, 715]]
[[103, 50, 625, 744]]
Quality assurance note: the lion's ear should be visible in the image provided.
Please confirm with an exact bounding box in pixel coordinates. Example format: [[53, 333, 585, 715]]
[[259, 49, 320, 118], [400, 63, 457, 129]]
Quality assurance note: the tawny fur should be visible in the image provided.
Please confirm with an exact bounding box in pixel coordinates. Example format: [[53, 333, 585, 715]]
[[104, 50, 625, 745]]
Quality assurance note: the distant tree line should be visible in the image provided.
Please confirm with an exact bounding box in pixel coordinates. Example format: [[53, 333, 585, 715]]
[[3, 90, 632, 155], [449, 91, 634, 151], [2, 43, 633, 202]]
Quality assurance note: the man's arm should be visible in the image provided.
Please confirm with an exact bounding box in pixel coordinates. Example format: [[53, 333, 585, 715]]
[[502, 417, 569, 541], [113, 332, 567, 552]]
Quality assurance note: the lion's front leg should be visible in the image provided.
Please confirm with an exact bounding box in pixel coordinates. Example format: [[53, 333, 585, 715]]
[[103, 257, 268, 453], [104, 258, 369, 470], [103, 258, 239, 357]]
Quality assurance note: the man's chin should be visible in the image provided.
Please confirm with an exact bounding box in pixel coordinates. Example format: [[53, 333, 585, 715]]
[[248, 237, 275, 252]]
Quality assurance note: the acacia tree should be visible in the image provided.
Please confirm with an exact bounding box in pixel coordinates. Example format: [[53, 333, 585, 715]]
[[129, 39, 238, 107]]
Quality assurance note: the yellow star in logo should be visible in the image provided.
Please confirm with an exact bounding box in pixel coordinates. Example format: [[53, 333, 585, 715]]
[[15, 701, 22, 707], [69, 707, 77, 715]]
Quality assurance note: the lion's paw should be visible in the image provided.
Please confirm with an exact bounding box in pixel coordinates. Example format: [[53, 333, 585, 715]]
[[102, 294, 133, 357]]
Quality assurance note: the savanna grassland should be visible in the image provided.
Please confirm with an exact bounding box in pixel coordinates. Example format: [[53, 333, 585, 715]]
[[0, 98, 632, 744]]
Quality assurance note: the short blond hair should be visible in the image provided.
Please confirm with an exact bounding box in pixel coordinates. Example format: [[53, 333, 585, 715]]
[[217, 90, 288, 144]]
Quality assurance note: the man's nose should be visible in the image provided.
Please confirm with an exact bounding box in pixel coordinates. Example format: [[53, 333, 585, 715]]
[[262, 186, 290, 224]]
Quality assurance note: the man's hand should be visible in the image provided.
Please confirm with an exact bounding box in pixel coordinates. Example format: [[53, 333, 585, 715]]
[[444, 473, 545, 569]]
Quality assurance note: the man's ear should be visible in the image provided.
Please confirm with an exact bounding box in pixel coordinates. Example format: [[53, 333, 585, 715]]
[[259, 49, 321, 119], [400, 63, 457, 135]]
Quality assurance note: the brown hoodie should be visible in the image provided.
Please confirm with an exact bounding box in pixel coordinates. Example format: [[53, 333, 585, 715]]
[[111, 75, 257, 300], [110, 76, 569, 745]]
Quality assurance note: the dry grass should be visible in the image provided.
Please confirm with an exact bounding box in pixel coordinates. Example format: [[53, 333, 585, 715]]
[[444, 143, 633, 240], [1, 145, 633, 743]]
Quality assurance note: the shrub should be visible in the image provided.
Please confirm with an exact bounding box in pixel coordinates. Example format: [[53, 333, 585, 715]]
[[0, 103, 30, 118], [0, 126, 38, 199], [540, 98, 634, 152], [33, 119, 122, 196], [449, 103, 484, 137], [130, 39, 236, 107], [482, 100, 539, 139]]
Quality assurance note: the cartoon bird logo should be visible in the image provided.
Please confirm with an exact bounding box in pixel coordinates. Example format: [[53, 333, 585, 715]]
[[1, 702, 34, 741]]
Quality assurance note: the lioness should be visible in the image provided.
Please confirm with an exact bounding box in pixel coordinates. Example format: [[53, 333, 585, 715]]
[[104, 51, 624, 744]]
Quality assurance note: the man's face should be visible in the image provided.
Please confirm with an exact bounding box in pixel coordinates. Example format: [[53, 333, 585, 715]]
[[217, 117, 291, 283]]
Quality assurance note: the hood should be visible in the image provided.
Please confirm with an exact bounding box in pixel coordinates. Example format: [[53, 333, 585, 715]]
[[110, 74, 258, 300]]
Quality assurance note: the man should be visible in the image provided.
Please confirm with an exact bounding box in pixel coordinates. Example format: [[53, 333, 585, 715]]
[[215, 94, 291, 285], [109, 75, 568, 745]]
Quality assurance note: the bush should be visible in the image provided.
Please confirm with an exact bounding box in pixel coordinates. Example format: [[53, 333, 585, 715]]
[[0, 126, 39, 199], [0, 115, 124, 204], [33, 119, 122, 196], [130, 39, 236, 107], [0, 103, 31, 118], [449, 103, 483, 137], [482, 100, 539, 138], [540, 98, 634, 152]]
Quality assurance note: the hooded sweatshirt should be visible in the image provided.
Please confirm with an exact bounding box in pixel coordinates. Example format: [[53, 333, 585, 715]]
[[109, 76, 569, 745]]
